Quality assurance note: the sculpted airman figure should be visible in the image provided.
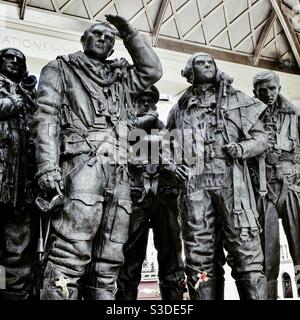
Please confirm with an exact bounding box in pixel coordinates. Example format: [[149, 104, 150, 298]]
[[116, 86, 185, 300], [0, 48, 37, 300], [167, 53, 268, 300], [251, 71, 300, 299], [33, 15, 162, 300]]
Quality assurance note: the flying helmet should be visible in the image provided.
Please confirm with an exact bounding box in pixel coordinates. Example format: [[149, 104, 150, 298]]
[[181, 52, 233, 85]]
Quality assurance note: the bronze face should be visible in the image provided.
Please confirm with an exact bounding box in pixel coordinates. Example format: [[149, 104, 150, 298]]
[[254, 79, 281, 107], [135, 94, 156, 116], [193, 54, 216, 84], [82, 24, 115, 60], [0, 48, 25, 80]]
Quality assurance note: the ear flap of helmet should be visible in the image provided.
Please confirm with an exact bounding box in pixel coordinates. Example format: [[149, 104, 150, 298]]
[[181, 67, 188, 78], [181, 66, 194, 84]]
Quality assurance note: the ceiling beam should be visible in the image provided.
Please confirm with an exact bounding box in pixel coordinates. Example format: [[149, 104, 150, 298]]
[[234, 16, 269, 51], [156, 37, 300, 74], [19, 0, 30, 19], [270, 0, 300, 68], [50, 0, 60, 13], [223, 1, 233, 50], [247, 0, 257, 51], [93, 1, 115, 20], [281, 2, 297, 19], [253, 10, 277, 66], [141, 0, 154, 31], [183, 20, 204, 40], [59, 0, 76, 13], [152, 0, 171, 46], [210, 0, 261, 45], [82, 0, 93, 20], [195, 0, 209, 45], [169, 0, 183, 40]]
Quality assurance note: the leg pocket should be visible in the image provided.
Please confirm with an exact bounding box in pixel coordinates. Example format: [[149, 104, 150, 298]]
[[110, 199, 132, 244], [55, 192, 104, 241], [184, 190, 205, 225]]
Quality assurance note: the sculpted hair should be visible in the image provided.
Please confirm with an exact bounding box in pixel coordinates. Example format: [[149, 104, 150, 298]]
[[253, 70, 280, 89], [81, 21, 116, 45]]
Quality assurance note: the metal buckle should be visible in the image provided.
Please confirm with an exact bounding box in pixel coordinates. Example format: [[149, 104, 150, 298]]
[[266, 153, 279, 165], [233, 208, 244, 215]]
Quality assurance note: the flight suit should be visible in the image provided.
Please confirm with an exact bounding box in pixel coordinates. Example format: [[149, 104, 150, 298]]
[[0, 72, 37, 300], [34, 30, 162, 300], [250, 94, 300, 299], [167, 84, 268, 300]]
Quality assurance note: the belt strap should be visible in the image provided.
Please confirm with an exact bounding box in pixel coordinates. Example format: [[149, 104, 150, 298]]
[[290, 113, 297, 143], [233, 160, 259, 241], [233, 160, 243, 214], [277, 114, 290, 150], [276, 178, 289, 215], [233, 161, 249, 241], [258, 155, 267, 198]]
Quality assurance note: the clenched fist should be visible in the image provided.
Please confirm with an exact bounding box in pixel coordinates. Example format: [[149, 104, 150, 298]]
[[223, 142, 243, 159], [38, 170, 64, 193]]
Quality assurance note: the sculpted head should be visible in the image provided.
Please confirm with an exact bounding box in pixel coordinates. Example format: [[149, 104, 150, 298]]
[[135, 85, 159, 116], [0, 48, 27, 82], [253, 70, 281, 107], [182, 52, 217, 85], [81, 21, 116, 61]]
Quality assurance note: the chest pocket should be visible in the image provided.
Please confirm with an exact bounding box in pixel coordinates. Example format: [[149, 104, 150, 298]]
[[278, 114, 296, 152]]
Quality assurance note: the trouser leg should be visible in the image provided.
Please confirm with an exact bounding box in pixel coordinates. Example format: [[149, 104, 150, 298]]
[[257, 196, 280, 300], [281, 183, 300, 298], [215, 225, 225, 300], [221, 188, 267, 300], [84, 200, 132, 300], [0, 205, 36, 300], [40, 234, 92, 300], [116, 204, 149, 300], [235, 272, 268, 300], [152, 195, 185, 300], [41, 156, 110, 300], [180, 189, 217, 300], [83, 166, 132, 300]]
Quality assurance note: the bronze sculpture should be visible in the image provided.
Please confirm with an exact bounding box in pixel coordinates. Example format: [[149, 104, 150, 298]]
[[116, 86, 185, 300], [33, 15, 162, 300], [166, 52, 268, 300], [251, 70, 300, 299], [0, 48, 37, 300]]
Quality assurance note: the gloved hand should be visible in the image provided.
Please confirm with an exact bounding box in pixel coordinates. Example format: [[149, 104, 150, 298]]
[[165, 163, 190, 183], [38, 169, 64, 193], [10, 94, 25, 107], [6, 94, 25, 110], [0, 94, 25, 116], [105, 14, 136, 39], [223, 142, 243, 159]]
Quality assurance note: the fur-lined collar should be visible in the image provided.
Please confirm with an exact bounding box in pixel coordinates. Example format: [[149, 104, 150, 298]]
[[277, 94, 296, 114]]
